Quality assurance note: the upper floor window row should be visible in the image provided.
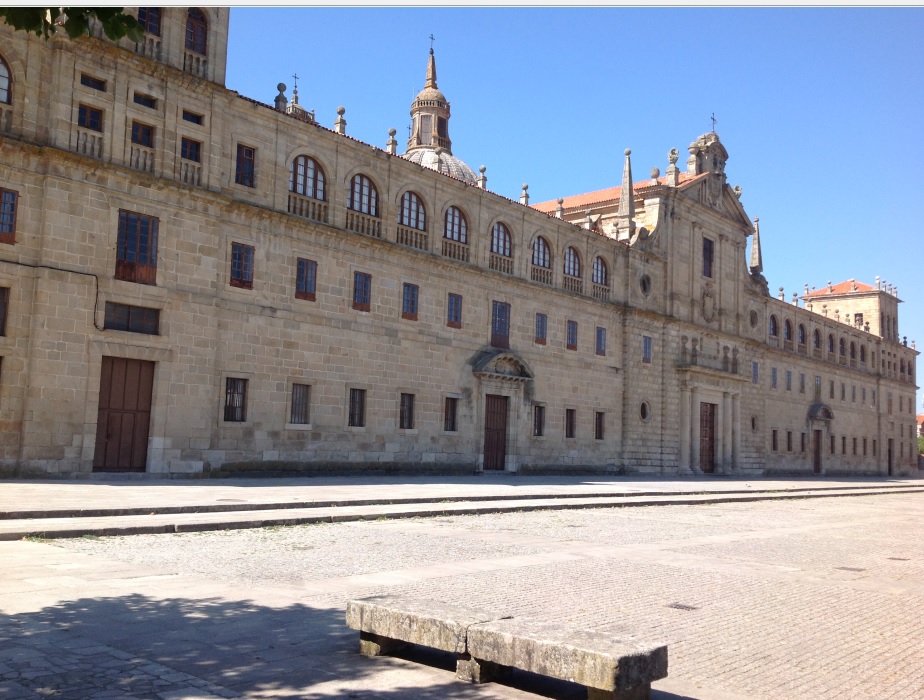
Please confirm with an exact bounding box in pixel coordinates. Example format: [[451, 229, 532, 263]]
[[186, 8, 208, 55], [137, 7, 161, 36], [290, 155, 326, 201]]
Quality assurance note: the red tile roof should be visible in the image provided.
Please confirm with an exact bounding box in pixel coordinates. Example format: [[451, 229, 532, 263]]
[[531, 172, 706, 214], [803, 279, 877, 297]]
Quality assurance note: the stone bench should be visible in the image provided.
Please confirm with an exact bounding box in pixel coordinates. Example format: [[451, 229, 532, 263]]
[[345, 595, 668, 700]]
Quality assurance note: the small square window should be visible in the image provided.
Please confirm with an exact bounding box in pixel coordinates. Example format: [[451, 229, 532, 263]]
[[402, 283, 419, 321], [444, 397, 458, 432], [399, 393, 415, 429], [290, 383, 311, 425], [131, 121, 154, 148], [594, 411, 605, 440], [595, 327, 606, 356], [80, 74, 106, 91], [533, 404, 545, 437], [565, 408, 576, 439], [296, 258, 317, 301], [235, 143, 256, 187], [348, 388, 366, 428], [133, 92, 157, 109], [0, 189, 18, 244], [534, 313, 547, 345], [353, 272, 372, 312], [223, 378, 247, 422], [642, 335, 653, 364], [182, 110, 204, 125], [180, 137, 201, 163], [230, 242, 254, 289], [566, 320, 578, 351], [78, 104, 103, 132], [447, 293, 463, 328]]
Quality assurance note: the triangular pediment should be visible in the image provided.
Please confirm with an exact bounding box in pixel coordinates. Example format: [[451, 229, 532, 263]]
[[677, 177, 753, 230], [471, 350, 534, 381]]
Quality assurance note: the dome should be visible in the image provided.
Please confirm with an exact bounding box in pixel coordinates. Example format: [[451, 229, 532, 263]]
[[403, 148, 478, 184], [415, 86, 447, 104]]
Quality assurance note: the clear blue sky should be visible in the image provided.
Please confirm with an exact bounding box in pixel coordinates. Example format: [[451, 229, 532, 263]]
[[226, 7, 924, 413]]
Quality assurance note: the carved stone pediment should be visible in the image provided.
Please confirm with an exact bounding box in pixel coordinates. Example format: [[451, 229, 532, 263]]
[[471, 350, 534, 382], [808, 403, 835, 421]]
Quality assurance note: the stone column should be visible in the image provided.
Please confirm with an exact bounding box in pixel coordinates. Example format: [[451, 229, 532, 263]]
[[679, 385, 691, 473], [722, 392, 732, 473], [691, 387, 701, 473], [732, 393, 741, 471]]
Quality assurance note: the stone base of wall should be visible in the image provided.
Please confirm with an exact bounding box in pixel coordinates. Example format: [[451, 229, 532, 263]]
[[211, 460, 478, 478]]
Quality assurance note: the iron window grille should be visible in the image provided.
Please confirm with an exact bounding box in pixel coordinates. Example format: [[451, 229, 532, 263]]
[[533, 405, 545, 437], [443, 397, 458, 432], [290, 384, 310, 425], [348, 388, 366, 427], [399, 393, 415, 429], [223, 378, 247, 422]]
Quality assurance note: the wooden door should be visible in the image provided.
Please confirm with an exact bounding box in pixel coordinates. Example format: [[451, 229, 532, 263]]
[[483, 394, 508, 470], [887, 439, 893, 476], [699, 402, 716, 473], [813, 430, 822, 474], [93, 357, 154, 472]]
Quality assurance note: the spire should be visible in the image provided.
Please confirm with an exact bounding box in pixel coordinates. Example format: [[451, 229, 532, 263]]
[[750, 217, 763, 274], [616, 149, 635, 237], [425, 48, 437, 89]]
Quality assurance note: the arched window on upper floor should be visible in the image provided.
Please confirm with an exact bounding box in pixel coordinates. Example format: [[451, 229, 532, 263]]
[[491, 222, 511, 257], [783, 319, 793, 342], [348, 173, 379, 217], [563, 246, 580, 278], [769, 315, 779, 338], [850, 342, 856, 360], [290, 156, 326, 201], [828, 333, 835, 353], [839, 337, 846, 356], [399, 191, 426, 231], [443, 206, 467, 243], [813, 329, 821, 350], [901, 358, 906, 374], [860, 345, 866, 363], [798, 324, 807, 346], [532, 237, 551, 269], [592, 256, 608, 287], [0, 55, 11, 104], [137, 7, 161, 36], [186, 9, 208, 55]]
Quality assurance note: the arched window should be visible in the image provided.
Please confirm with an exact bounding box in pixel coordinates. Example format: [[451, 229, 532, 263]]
[[491, 222, 511, 257], [592, 256, 608, 286], [813, 329, 821, 349], [798, 324, 806, 345], [850, 342, 856, 360], [443, 206, 467, 243], [186, 8, 208, 55], [563, 247, 580, 277], [769, 315, 778, 337], [289, 156, 325, 200], [532, 237, 550, 268], [784, 320, 793, 341], [0, 56, 10, 104], [348, 174, 378, 216], [399, 191, 426, 230], [137, 7, 161, 36], [828, 334, 835, 353], [839, 338, 846, 356], [860, 345, 866, 363]]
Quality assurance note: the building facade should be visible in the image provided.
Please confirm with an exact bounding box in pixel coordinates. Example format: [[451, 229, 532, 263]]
[[0, 8, 918, 477]]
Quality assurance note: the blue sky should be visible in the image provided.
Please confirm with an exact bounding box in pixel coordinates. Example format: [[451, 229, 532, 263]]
[[226, 7, 924, 413]]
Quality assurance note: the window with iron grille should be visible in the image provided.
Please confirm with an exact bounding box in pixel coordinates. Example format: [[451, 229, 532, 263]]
[[399, 393, 415, 430], [295, 258, 317, 301], [103, 302, 160, 335], [491, 301, 510, 349], [399, 191, 426, 230], [0, 189, 17, 243], [78, 104, 103, 131], [137, 7, 161, 35], [115, 210, 158, 284], [491, 222, 511, 256], [131, 121, 154, 147], [348, 388, 366, 427], [290, 156, 326, 200], [180, 137, 201, 162], [595, 411, 605, 440], [80, 74, 106, 91], [443, 206, 467, 243], [596, 327, 606, 356], [185, 8, 208, 54], [235, 144, 256, 187], [0, 287, 8, 335], [133, 92, 157, 109], [353, 272, 372, 312], [444, 397, 458, 432], [223, 378, 247, 422], [703, 237, 714, 278], [642, 335, 653, 364], [447, 293, 462, 328], [534, 313, 547, 345], [290, 383, 310, 425], [402, 283, 419, 321], [348, 174, 379, 216], [230, 242, 254, 289], [565, 409, 576, 439], [566, 320, 578, 351], [533, 404, 545, 437]]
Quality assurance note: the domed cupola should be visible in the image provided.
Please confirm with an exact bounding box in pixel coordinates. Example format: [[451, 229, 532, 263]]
[[403, 48, 478, 184]]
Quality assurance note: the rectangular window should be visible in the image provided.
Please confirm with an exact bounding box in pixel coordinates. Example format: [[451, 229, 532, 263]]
[[830, 435, 835, 454], [80, 74, 106, 91], [235, 144, 256, 187], [130, 121, 154, 147], [801, 432, 806, 453], [401, 283, 419, 321], [785, 370, 792, 391], [115, 209, 158, 284], [863, 438, 868, 456], [182, 110, 204, 125], [447, 293, 463, 328], [752, 361, 759, 384], [842, 436, 847, 454], [702, 237, 714, 278], [0, 189, 18, 243], [873, 439, 877, 456], [643, 335, 653, 364], [565, 408, 576, 439], [787, 431, 793, 452], [348, 388, 366, 428], [352, 272, 372, 311], [399, 393, 415, 430], [443, 397, 458, 432], [829, 380, 835, 399], [223, 378, 247, 423], [566, 320, 578, 351], [133, 92, 157, 109], [103, 302, 160, 335], [491, 300, 510, 349], [595, 327, 606, 356], [534, 313, 547, 345], [290, 383, 310, 425], [771, 429, 778, 452], [137, 7, 161, 35], [852, 385, 856, 402], [771, 367, 777, 389], [799, 373, 806, 394], [180, 137, 201, 162], [230, 242, 254, 289], [0, 287, 9, 335], [295, 258, 317, 301], [854, 312, 864, 328], [594, 411, 605, 440], [533, 404, 545, 437], [840, 382, 845, 401], [852, 437, 857, 455], [78, 104, 103, 131]]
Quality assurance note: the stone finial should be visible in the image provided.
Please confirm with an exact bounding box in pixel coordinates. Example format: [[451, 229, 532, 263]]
[[733, 185, 742, 199], [651, 166, 660, 184], [617, 148, 635, 236], [912, 340, 916, 350], [903, 336, 908, 347], [822, 304, 828, 317], [520, 183, 529, 205], [864, 321, 870, 333], [666, 148, 680, 186], [851, 280, 858, 292], [804, 283, 809, 295], [792, 292, 798, 306], [334, 106, 347, 134], [274, 82, 288, 112], [477, 165, 487, 190], [807, 302, 813, 312], [687, 144, 699, 174], [749, 217, 763, 275], [668, 148, 679, 166], [834, 309, 840, 323], [556, 197, 564, 219], [778, 287, 785, 301], [827, 280, 832, 292], [386, 128, 397, 155], [876, 275, 881, 289], [584, 210, 594, 230]]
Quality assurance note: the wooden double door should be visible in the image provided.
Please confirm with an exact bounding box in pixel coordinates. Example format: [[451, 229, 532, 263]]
[[483, 394, 508, 470], [699, 402, 716, 473], [93, 357, 154, 472]]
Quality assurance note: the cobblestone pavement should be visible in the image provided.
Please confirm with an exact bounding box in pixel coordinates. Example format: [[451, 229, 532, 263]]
[[2, 493, 923, 699]]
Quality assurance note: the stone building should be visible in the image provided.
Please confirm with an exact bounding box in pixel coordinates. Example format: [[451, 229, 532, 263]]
[[0, 8, 918, 477]]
